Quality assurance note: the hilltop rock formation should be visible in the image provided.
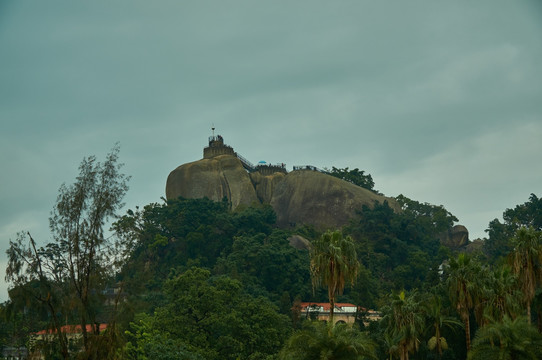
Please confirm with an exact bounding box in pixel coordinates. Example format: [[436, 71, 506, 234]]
[[249, 171, 286, 204], [437, 225, 470, 249], [270, 170, 398, 228], [166, 155, 259, 210], [166, 135, 398, 229]]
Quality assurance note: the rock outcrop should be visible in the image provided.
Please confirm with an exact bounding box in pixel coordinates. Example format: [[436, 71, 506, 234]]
[[288, 235, 312, 250], [437, 225, 470, 249], [167, 135, 474, 250], [166, 141, 398, 229], [270, 170, 398, 229], [249, 171, 287, 204], [166, 155, 259, 209]]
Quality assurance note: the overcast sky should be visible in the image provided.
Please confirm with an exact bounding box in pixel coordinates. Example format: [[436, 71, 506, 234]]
[[1, 1, 541, 302]]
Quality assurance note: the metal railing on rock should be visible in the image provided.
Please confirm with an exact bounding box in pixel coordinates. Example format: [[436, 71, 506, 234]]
[[293, 165, 325, 173], [235, 152, 255, 171]]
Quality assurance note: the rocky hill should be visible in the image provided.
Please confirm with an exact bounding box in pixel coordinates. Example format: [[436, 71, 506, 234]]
[[166, 135, 399, 229], [166, 155, 259, 209]]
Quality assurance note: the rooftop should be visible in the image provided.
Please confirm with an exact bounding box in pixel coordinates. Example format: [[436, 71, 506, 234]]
[[34, 324, 108, 335]]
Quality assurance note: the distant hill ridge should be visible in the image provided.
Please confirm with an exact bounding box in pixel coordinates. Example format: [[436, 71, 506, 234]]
[[166, 134, 400, 229]]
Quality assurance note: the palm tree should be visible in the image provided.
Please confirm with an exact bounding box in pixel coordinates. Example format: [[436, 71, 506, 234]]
[[382, 331, 401, 360], [508, 226, 542, 324], [446, 254, 483, 352], [279, 320, 376, 360], [425, 294, 463, 359], [310, 230, 360, 322], [382, 290, 425, 360], [468, 316, 542, 360], [481, 265, 523, 324]]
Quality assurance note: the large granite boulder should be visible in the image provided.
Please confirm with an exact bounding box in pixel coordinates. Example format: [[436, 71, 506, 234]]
[[249, 171, 286, 203], [166, 155, 259, 209], [438, 225, 470, 249], [166, 155, 399, 230], [270, 170, 398, 229], [288, 235, 312, 250]]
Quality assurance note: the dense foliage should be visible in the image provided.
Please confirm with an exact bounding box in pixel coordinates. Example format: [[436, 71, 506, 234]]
[[326, 167, 376, 192], [343, 195, 456, 306], [3, 153, 542, 359], [113, 198, 312, 314], [484, 193, 542, 260], [5, 146, 129, 359], [144, 267, 290, 359], [279, 321, 376, 360]]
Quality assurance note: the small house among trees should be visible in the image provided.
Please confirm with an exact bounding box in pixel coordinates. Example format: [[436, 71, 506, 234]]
[[299, 302, 380, 326]]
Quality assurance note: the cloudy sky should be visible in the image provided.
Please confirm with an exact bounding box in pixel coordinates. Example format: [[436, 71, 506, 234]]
[[1, 1, 541, 301]]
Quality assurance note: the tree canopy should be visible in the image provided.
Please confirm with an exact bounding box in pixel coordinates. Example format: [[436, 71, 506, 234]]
[[326, 167, 376, 192], [142, 267, 291, 360], [485, 193, 542, 260], [310, 230, 360, 321], [3, 150, 542, 360], [5, 145, 129, 359]]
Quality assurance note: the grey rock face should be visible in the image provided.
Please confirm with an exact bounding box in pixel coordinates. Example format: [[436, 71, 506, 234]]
[[166, 156, 398, 229], [166, 155, 259, 209]]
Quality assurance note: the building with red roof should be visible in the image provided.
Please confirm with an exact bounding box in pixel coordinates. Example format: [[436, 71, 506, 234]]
[[33, 323, 108, 336], [30, 324, 108, 359], [299, 302, 381, 326]]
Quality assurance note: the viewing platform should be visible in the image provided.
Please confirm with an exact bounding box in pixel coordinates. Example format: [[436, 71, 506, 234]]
[[256, 163, 287, 175], [293, 165, 324, 173], [203, 133, 287, 175], [203, 135, 235, 159]]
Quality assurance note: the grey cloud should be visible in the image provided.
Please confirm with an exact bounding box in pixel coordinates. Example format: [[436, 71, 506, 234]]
[[1, 0, 541, 301]]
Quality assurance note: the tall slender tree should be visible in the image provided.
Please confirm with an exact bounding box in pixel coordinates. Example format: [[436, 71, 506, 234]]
[[309, 230, 360, 323], [6, 233, 70, 359], [468, 316, 542, 360], [6, 145, 129, 358], [481, 265, 523, 324], [446, 254, 482, 352], [382, 290, 425, 360], [508, 227, 542, 324], [426, 294, 463, 359]]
